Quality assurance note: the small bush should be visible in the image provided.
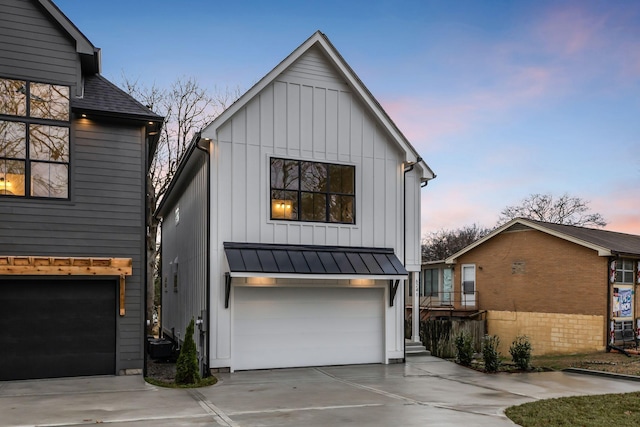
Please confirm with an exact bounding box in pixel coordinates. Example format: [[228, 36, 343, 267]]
[[454, 331, 475, 366], [509, 336, 532, 370], [482, 335, 501, 373], [175, 318, 200, 385]]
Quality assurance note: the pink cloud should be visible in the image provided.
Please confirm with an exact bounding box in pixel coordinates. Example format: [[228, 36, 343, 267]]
[[382, 64, 557, 148], [591, 187, 640, 235], [384, 98, 474, 147], [534, 5, 604, 55], [532, 2, 640, 84]]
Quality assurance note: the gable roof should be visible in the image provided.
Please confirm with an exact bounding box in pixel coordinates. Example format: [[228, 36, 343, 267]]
[[37, 0, 100, 74], [446, 218, 640, 263], [37, 0, 163, 158], [202, 30, 435, 182]]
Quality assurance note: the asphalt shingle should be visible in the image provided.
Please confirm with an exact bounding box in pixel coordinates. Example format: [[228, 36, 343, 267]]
[[72, 74, 161, 121]]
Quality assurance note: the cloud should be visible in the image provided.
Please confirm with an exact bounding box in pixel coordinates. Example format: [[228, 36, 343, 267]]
[[533, 4, 604, 55], [591, 185, 640, 235]]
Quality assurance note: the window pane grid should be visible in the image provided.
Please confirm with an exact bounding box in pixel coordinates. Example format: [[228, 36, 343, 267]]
[[615, 259, 635, 284], [0, 79, 69, 200], [270, 157, 355, 224]]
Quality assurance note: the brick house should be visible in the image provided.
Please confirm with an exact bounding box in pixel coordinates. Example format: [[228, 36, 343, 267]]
[[443, 218, 640, 355]]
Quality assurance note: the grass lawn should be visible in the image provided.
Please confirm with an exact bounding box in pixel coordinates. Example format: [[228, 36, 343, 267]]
[[504, 352, 640, 426], [505, 392, 640, 427], [531, 351, 640, 376]]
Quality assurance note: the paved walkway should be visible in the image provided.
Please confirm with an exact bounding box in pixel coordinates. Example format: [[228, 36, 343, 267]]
[[2, 356, 640, 426]]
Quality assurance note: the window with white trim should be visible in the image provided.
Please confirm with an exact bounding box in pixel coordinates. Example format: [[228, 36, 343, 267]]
[[462, 264, 476, 295], [615, 259, 634, 284]]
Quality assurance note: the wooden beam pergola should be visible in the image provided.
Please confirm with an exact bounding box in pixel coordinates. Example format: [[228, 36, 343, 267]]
[[0, 256, 133, 316]]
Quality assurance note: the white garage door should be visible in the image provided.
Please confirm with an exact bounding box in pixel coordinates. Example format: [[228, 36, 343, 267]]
[[233, 286, 384, 370]]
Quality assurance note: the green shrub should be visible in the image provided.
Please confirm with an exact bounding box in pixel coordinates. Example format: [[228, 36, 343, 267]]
[[509, 335, 532, 370], [454, 331, 474, 366], [175, 318, 200, 385], [482, 335, 501, 373]]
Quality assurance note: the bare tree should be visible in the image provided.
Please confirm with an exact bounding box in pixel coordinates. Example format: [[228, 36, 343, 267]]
[[122, 75, 241, 334], [497, 193, 607, 228], [421, 224, 492, 262]]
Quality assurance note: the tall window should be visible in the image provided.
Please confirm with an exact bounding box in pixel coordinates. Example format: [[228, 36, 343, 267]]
[[0, 78, 70, 199], [422, 269, 439, 297], [270, 157, 355, 224]]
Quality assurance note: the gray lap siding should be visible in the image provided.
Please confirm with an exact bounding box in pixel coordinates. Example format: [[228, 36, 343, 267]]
[[0, 120, 146, 373], [0, 0, 78, 86]]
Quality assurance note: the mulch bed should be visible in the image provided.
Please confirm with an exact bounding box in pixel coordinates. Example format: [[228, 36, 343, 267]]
[[146, 356, 177, 382]]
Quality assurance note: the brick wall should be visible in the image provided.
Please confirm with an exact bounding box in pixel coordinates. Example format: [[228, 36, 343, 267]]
[[487, 310, 605, 355], [454, 228, 608, 317]]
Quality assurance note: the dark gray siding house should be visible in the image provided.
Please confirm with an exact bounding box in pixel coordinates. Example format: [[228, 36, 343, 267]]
[[0, 0, 162, 380]]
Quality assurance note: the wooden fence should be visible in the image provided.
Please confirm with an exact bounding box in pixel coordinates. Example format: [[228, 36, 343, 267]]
[[420, 319, 485, 358]]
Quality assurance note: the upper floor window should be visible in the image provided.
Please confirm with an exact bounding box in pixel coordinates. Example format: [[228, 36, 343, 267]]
[[422, 269, 439, 297], [0, 78, 70, 199], [615, 259, 634, 284], [270, 157, 355, 224]]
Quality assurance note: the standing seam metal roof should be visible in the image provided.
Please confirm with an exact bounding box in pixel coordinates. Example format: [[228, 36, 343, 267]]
[[223, 242, 408, 276]]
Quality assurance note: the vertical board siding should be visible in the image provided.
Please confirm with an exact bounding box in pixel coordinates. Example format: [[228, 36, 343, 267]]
[[161, 155, 208, 350], [0, 120, 146, 371], [0, 1, 77, 85], [199, 41, 421, 367], [212, 46, 404, 254]]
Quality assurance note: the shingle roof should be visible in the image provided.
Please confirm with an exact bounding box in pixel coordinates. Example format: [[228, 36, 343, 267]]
[[446, 218, 640, 263], [524, 219, 640, 256], [224, 242, 408, 277], [72, 74, 162, 122]]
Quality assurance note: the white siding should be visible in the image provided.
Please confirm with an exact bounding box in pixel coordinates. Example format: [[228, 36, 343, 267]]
[[161, 153, 208, 364], [207, 46, 404, 252], [205, 45, 412, 368]]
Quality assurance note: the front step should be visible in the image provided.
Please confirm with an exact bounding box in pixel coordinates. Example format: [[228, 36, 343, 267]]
[[405, 340, 430, 356]]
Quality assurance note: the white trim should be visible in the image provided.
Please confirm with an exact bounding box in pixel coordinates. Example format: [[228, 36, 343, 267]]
[[461, 263, 476, 307]]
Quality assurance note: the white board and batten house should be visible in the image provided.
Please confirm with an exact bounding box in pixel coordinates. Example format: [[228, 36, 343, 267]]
[[157, 31, 435, 373]]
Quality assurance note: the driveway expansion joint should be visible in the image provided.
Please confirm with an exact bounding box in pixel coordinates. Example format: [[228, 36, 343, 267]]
[[188, 388, 239, 427]]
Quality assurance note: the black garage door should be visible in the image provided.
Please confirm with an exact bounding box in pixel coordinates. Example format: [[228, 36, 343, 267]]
[[0, 279, 116, 381]]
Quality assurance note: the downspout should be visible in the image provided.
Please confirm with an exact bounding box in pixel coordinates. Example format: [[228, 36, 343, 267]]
[[143, 131, 150, 378], [195, 133, 211, 376], [403, 157, 422, 359], [606, 256, 613, 351]]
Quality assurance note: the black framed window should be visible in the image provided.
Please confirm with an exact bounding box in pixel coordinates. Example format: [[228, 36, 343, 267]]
[[270, 157, 355, 224], [0, 78, 70, 199]]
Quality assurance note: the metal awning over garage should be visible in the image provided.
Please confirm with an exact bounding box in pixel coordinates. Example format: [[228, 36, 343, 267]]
[[223, 242, 408, 309], [224, 242, 408, 279]]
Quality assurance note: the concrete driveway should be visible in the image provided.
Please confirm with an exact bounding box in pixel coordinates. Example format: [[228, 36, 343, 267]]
[[2, 355, 640, 426]]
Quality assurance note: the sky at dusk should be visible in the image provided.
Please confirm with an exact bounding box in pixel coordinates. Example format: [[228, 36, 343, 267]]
[[55, 0, 640, 236]]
